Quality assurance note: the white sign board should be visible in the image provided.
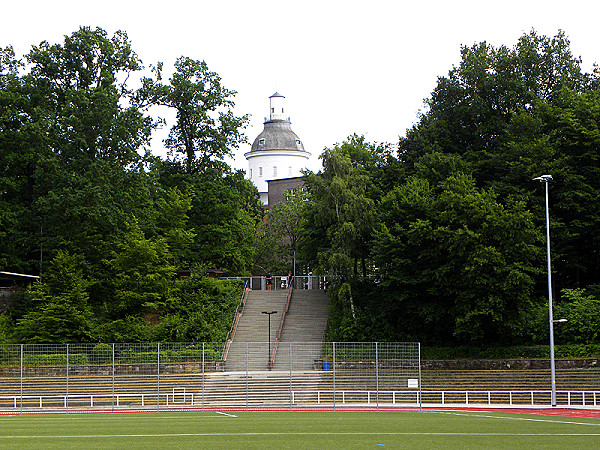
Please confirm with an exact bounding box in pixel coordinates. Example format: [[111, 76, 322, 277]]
[[407, 378, 419, 388]]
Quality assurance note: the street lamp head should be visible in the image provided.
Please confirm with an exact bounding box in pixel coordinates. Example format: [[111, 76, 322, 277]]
[[533, 174, 553, 182]]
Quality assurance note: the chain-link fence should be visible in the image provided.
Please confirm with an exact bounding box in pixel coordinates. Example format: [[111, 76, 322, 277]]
[[0, 342, 421, 412], [2, 342, 599, 412]]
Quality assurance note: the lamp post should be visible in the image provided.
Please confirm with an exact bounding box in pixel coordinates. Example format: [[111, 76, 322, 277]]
[[533, 174, 557, 406], [262, 311, 277, 370]]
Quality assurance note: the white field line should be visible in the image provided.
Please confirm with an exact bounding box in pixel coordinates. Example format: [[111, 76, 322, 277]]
[[215, 411, 237, 417], [1, 432, 600, 439], [434, 411, 600, 427]]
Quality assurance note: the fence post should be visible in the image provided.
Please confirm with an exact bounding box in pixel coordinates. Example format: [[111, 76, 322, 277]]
[[157, 343, 160, 412], [112, 343, 115, 413], [202, 342, 205, 412], [20, 344, 23, 415], [418, 342, 422, 412], [333, 342, 336, 411], [376, 342, 379, 411], [245, 343, 249, 411], [289, 342, 293, 411], [66, 344, 69, 414]]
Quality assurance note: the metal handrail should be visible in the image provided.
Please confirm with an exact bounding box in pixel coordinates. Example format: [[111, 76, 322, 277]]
[[222, 282, 249, 361], [269, 285, 293, 369]]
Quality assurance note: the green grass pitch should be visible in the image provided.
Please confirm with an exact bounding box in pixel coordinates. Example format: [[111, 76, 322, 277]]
[[0, 410, 599, 449]]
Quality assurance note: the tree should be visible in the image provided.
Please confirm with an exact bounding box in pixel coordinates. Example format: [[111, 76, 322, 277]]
[[555, 288, 600, 344], [302, 136, 384, 325], [303, 135, 379, 280], [0, 27, 155, 275], [137, 57, 248, 174], [261, 188, 310, 273], [108, 219, 175, 316], [373, 174, 541, 344], [398, 29, 600, 307], [14, 251, 94, 343]]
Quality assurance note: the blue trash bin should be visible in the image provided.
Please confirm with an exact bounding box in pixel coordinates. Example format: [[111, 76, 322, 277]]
[[323, 361, 330, 371]]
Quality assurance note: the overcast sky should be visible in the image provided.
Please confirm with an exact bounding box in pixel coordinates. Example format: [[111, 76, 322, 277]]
[[3, 1, 599, 172]]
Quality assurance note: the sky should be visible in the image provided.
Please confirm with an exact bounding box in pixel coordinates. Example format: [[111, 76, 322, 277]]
[[3, 1, 600, 172]]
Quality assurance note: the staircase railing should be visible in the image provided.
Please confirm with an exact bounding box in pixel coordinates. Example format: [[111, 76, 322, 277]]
[[269, 285, 293, 369], [222, 282, 250, 362]]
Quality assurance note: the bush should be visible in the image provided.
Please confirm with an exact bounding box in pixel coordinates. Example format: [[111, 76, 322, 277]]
[[422, 344, 600, 360], [23, 353, 89, 366], [91, 343, 113, 364]]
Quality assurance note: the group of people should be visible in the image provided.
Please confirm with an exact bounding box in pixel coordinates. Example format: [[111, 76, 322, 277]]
[[265, 271, 293, 290]]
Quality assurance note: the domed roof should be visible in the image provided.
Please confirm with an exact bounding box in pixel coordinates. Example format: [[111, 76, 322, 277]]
[[250, 120, 307, 153]]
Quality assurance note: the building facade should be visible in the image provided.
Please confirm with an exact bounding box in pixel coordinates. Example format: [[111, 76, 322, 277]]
[[245, 92, 310, 206]]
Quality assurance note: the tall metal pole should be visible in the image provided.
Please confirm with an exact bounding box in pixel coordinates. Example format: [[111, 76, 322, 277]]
[[544, 180, 557, 407], [534, 175, 556, 407]]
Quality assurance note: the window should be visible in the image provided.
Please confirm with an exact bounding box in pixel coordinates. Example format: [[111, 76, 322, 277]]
[[259, 138, 265, 145], [249, 168, 253, 178], [288, 166, 292, 176], [273, 166, 277, 177], [259, 167, 263, 177]]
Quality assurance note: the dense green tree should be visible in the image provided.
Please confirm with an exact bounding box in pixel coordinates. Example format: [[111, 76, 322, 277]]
[[136, 57, 248, 174], [397, 30, 600, 334], [259, 188, 310, 273], [1, 28, 257, 343], [372, 174, 541, 344], [303, 135, 380, 280], [14, 252, 94, 343], [554, 287, 600, 344], [137, 56, 261, 275], [108, 219, 175, 316], [0, 27, 155, 276]]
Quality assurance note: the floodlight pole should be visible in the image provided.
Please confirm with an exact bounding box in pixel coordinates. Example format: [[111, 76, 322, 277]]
[[533, 174, 556, 407], [262, 311, 277, 370]]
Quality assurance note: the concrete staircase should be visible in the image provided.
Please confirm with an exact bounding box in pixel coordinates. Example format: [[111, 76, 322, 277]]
[[273, 290, 329, 370], [224, 290, 288, 372]]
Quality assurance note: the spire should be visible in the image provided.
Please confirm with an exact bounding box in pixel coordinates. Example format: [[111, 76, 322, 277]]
[[268, 92, 287, 122]]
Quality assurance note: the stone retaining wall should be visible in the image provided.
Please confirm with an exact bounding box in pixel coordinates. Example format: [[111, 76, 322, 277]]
[[421, 358, 599, 370]]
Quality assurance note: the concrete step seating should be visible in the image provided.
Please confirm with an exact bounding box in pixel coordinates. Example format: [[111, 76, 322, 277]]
[[273, 290, 328, 370], [421, 368, 600, 391]]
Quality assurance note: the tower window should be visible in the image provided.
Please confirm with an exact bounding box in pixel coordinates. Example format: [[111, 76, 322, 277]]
[[259, 167, 263, 177], [273, 166, 278, 177], [288, 166, 292, 176], [250, 168, 253, 178]]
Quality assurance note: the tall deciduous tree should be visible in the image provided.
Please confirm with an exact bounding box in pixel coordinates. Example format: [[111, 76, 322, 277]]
[[303, 135, 379, 280], [261, 188, 310, 273], [0, 27, 155, 275], [399, 30, 600, 294], [137, 57, 248, 174], [373, 174, 540, 344]]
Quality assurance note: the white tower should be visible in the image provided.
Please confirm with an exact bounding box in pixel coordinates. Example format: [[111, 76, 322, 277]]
[[245, 92, 311, 205]]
